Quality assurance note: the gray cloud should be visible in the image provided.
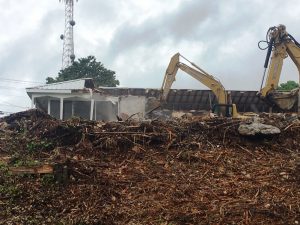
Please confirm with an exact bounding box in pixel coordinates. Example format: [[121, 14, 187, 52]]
[[0, 7, 63, 112], [77, 1, 118, 23], [106, 1, 219, 59], [0, 9, 62, 80], [1, 0, 300, 113]]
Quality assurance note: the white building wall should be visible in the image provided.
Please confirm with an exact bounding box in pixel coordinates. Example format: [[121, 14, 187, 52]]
[[31, 92, 148, 121], [119, 96, 146, 120]]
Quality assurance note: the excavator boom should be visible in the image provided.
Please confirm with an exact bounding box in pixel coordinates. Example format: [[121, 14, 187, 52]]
[[161, 53, 227, 105], [156, 53, 245, 118], [259, 25, 300, 110]]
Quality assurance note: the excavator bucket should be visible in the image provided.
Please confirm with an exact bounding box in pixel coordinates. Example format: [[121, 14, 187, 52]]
[[268, 88, 299, 110]]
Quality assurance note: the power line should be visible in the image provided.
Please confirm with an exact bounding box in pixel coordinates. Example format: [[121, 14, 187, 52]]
[[0, 89, 27, 93], [0, 94, 27, 97], [0, 76, 44, 83], [0, 103, 29, 109], [0, 85, 29, 90], [0, 110, 15, 114], [0, 100, 29, 109], [0, 78, 44, 84]]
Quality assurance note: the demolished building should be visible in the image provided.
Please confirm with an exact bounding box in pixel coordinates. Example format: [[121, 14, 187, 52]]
[[26, 78, 146, 121], [26, 78, 291, 121]]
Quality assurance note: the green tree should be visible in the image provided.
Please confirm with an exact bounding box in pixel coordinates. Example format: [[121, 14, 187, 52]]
[[46, 56, 119, 87], [277, 80, 299, 91]]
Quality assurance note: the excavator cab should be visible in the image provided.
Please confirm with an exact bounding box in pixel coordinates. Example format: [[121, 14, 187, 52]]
[[212, 103, 240, 118], [212, 104, 233, 117]]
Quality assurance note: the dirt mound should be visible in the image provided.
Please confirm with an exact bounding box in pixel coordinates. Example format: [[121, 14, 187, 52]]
[[0, 109, 299, 224]]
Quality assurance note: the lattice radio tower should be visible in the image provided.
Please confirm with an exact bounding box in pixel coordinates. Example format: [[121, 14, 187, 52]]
[[59, 0, 78, 69]]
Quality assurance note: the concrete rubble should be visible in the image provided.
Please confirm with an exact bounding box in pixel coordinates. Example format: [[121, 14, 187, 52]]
[[238, 122, 281, 136]]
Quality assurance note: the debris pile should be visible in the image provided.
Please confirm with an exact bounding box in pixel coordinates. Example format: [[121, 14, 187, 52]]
[[0, 109, 299, 224]]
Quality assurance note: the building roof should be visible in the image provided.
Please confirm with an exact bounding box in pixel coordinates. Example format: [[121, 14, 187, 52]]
[[26, 78, 94, 90], [26, 78, 95, 96], [97, 87, 274, 112], [97, 87, 300, 112]]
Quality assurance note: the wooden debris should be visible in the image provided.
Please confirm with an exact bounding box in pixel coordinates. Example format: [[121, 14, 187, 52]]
[[9, 164, 53, 174], [0, 109, 299, 224]]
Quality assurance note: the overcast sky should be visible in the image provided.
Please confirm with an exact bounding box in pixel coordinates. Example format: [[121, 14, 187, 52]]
[[1, 0, 300, 113]]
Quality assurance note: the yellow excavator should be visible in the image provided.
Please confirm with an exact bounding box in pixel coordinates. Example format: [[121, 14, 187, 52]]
[[258, 24, 300, 110], [158, 53, 242, 118]]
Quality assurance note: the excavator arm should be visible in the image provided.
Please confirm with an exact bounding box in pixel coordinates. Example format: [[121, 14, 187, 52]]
[[260, 42, 286, 97], [259, 25, 300, 110], [161, 53, 228, 105], [146, 52, 245, 118]]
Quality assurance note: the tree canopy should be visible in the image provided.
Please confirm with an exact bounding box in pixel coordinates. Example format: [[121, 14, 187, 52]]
[[277, 80, 299, 91], [46, 56, 119, 87]]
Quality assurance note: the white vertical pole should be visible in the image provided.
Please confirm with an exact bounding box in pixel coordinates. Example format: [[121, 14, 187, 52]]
[[94, 101, 97, 120], [47, 99, 51, 115], [90, 99, 94, 120], [31, 95, 35, 108], [71, 101, 74, 117], [298, 90, 300, 115], [60, 98, 64, 120], [117, 97, 120, 116]]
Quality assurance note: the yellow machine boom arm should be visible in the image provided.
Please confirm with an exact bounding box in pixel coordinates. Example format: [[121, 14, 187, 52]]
[[259, 25, 300, 110], [161, 53, 228, 105]]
